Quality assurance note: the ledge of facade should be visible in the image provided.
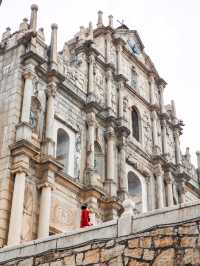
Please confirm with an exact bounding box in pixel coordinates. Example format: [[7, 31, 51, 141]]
[[21, 49, 46, 66], [55, 171, 83, 194], [10, 139, 40, 159]]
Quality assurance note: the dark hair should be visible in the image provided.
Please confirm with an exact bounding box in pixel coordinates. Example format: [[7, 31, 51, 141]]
[[81, 204, 87, 210]]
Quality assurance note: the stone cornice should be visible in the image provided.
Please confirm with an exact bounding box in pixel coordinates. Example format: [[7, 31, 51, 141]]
[[55, 172, 83, 195], [9, 139, 40, 159]]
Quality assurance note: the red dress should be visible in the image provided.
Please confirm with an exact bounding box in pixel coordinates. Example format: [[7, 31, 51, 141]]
[[80, 209, 90, 228]]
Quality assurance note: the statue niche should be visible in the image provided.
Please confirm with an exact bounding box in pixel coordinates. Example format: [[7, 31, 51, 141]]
[[29, 96, 42, 137]]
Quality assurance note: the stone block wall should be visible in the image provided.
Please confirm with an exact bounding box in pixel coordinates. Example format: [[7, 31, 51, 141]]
[[1, 202, 200, 265], [1, 220, 200, 265]]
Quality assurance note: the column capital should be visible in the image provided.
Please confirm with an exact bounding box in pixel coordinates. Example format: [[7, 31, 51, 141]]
[[23, 67, 35, 80], [38, 181, 54, 191], [105, 126, 115, 139], [154, 164, 163, 177], [47, 82, 57, 97], [88, 53, 95, 64], [157, 78, 167, 91], [165, 171, 173, 184], [106, 69, 112, 80], [86, 112, 96, 126]]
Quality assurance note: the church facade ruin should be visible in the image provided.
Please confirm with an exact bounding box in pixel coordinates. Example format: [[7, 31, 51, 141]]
[[0, 4, 199, 247]]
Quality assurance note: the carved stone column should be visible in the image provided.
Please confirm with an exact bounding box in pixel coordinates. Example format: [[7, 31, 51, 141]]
[[118, 135, 128, 200], [106, 69, 112, 110], [7, 170, 26, 245], [106, 34, 111, 63], [30, 4, 38, 31], [21, 68, 34, 124], [85, 112, 97, 186], [149, 175, 156, 210], [174, 130, 181, 165], [155, 165, 165, 209], [118, 80, 124, 119], [149, 73, 156, 106], [38, 182, 53, 238], [178, 180, 186, 203], [105, 126, 116, 197], [88, 54, 95, 95], [165, 171, 174, 207], [116, 45, 122, 75], [158, 79, 166, 114], [161, 119, 168, 159], [151, 111, 160, 155], [50, 23, 58, 70]]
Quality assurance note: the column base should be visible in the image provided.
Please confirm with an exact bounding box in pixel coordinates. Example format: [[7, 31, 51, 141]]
[[42, 138, 55, 157], [104, 180, 117, 197], [16, 122, 32, 142]]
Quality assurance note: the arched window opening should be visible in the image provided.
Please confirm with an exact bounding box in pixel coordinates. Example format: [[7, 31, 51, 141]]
[[131, 107, 140, 141], [128, 171, 142, 213], [56, 129, 69, 174], [94, 142, 104, 179]]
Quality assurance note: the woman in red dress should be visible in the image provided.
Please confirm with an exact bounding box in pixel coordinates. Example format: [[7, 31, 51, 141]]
[[80, 204, 92, 228]]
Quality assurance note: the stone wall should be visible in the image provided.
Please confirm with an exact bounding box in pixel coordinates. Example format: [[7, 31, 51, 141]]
[[1, 201, 200, 265]]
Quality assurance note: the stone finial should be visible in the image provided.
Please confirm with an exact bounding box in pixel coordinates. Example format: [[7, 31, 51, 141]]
[[196, 151, 200, 169], [63, 42, 70, 60], [50, 23, 58, 70], [2, 27, 11, 41], [19, 18, 29, 31], [108, 15, 113, 28], [79, 26, 85, 42], [30, 4, 38, 31], [88, 22, 93, 41], [97, 10, 103, 28]]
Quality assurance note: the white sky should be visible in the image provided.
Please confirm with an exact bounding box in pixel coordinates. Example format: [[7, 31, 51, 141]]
[[1, 0, 200, 165]]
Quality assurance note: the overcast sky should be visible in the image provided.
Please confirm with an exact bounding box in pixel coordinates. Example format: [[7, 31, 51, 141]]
[[1, 0, 200, 165]]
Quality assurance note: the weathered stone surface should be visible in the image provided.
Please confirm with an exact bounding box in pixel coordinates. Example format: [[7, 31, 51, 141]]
[[183, 248, 200, 264], [179, 224, 199, 235], [152, 248, 175, 266], [50, 261, 62, 266], [154, 237, 174, 248], [63, 255, 76, 266], [143, 249, 155, 261], [108, 256, 123, 266], [18, 258, 33, 266], [128, 239, 139, 248], [84, 249, 99, 264], [140, 237, 152, 248], [180, 236, 197, 247], [124, 248, 143, 259], [100, 245, 125, 262], [129, 260, 149, 266], [76, 253, 84, 265], [73, 244, 91, 253]]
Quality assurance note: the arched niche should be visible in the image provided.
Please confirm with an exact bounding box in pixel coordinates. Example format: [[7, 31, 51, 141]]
[[94, 141, 104, 179], [131, 106, 142, 143], [128, 171, 142, 213], [56, 129, 69, 174], [29, 96, 43, 137]]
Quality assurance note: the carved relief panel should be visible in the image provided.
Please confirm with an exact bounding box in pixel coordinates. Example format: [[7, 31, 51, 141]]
[[142, 110, 153, 154], [166, 125, 176, 163], [94, 65, 106, 107]]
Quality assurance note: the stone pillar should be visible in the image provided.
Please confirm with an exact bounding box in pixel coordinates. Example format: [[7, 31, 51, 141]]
[[116, 45, 122, 75], [161, 119, 168, 158], [118, 81, 124, 119], [149, 73, 156, 106], [7, 170, 26, 245], [50, 24, 58, 70], [150, 175, 156, 210], [106, 34, 111, 63], [119, 140, 128, 196], [179, 181, 186, 203], [105, 126, 116, 197], [108, 15, 113, 28], [151, 111, 159, 155], [38, 183, 52, 238], [158, 79, 166, 114], [21, 69, 34, 124], [155, 165, 165, 209], [97, 11, 103, 28], [30, 4, 38, 31], [165, 171, 174, 207], [174, 130, 181, 165], [88, 54, 95, 95], [196, 151, 200, 177], [106, 69, 112, 109], [46, 81, 56, 141], [86, 112, 96, 180]]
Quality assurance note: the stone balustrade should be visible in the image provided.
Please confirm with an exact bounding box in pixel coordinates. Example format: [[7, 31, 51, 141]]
[[1, 201, 200, 265]]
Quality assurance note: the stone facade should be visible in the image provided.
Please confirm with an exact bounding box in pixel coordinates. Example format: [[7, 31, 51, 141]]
[[0, 4, 200, 247]]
